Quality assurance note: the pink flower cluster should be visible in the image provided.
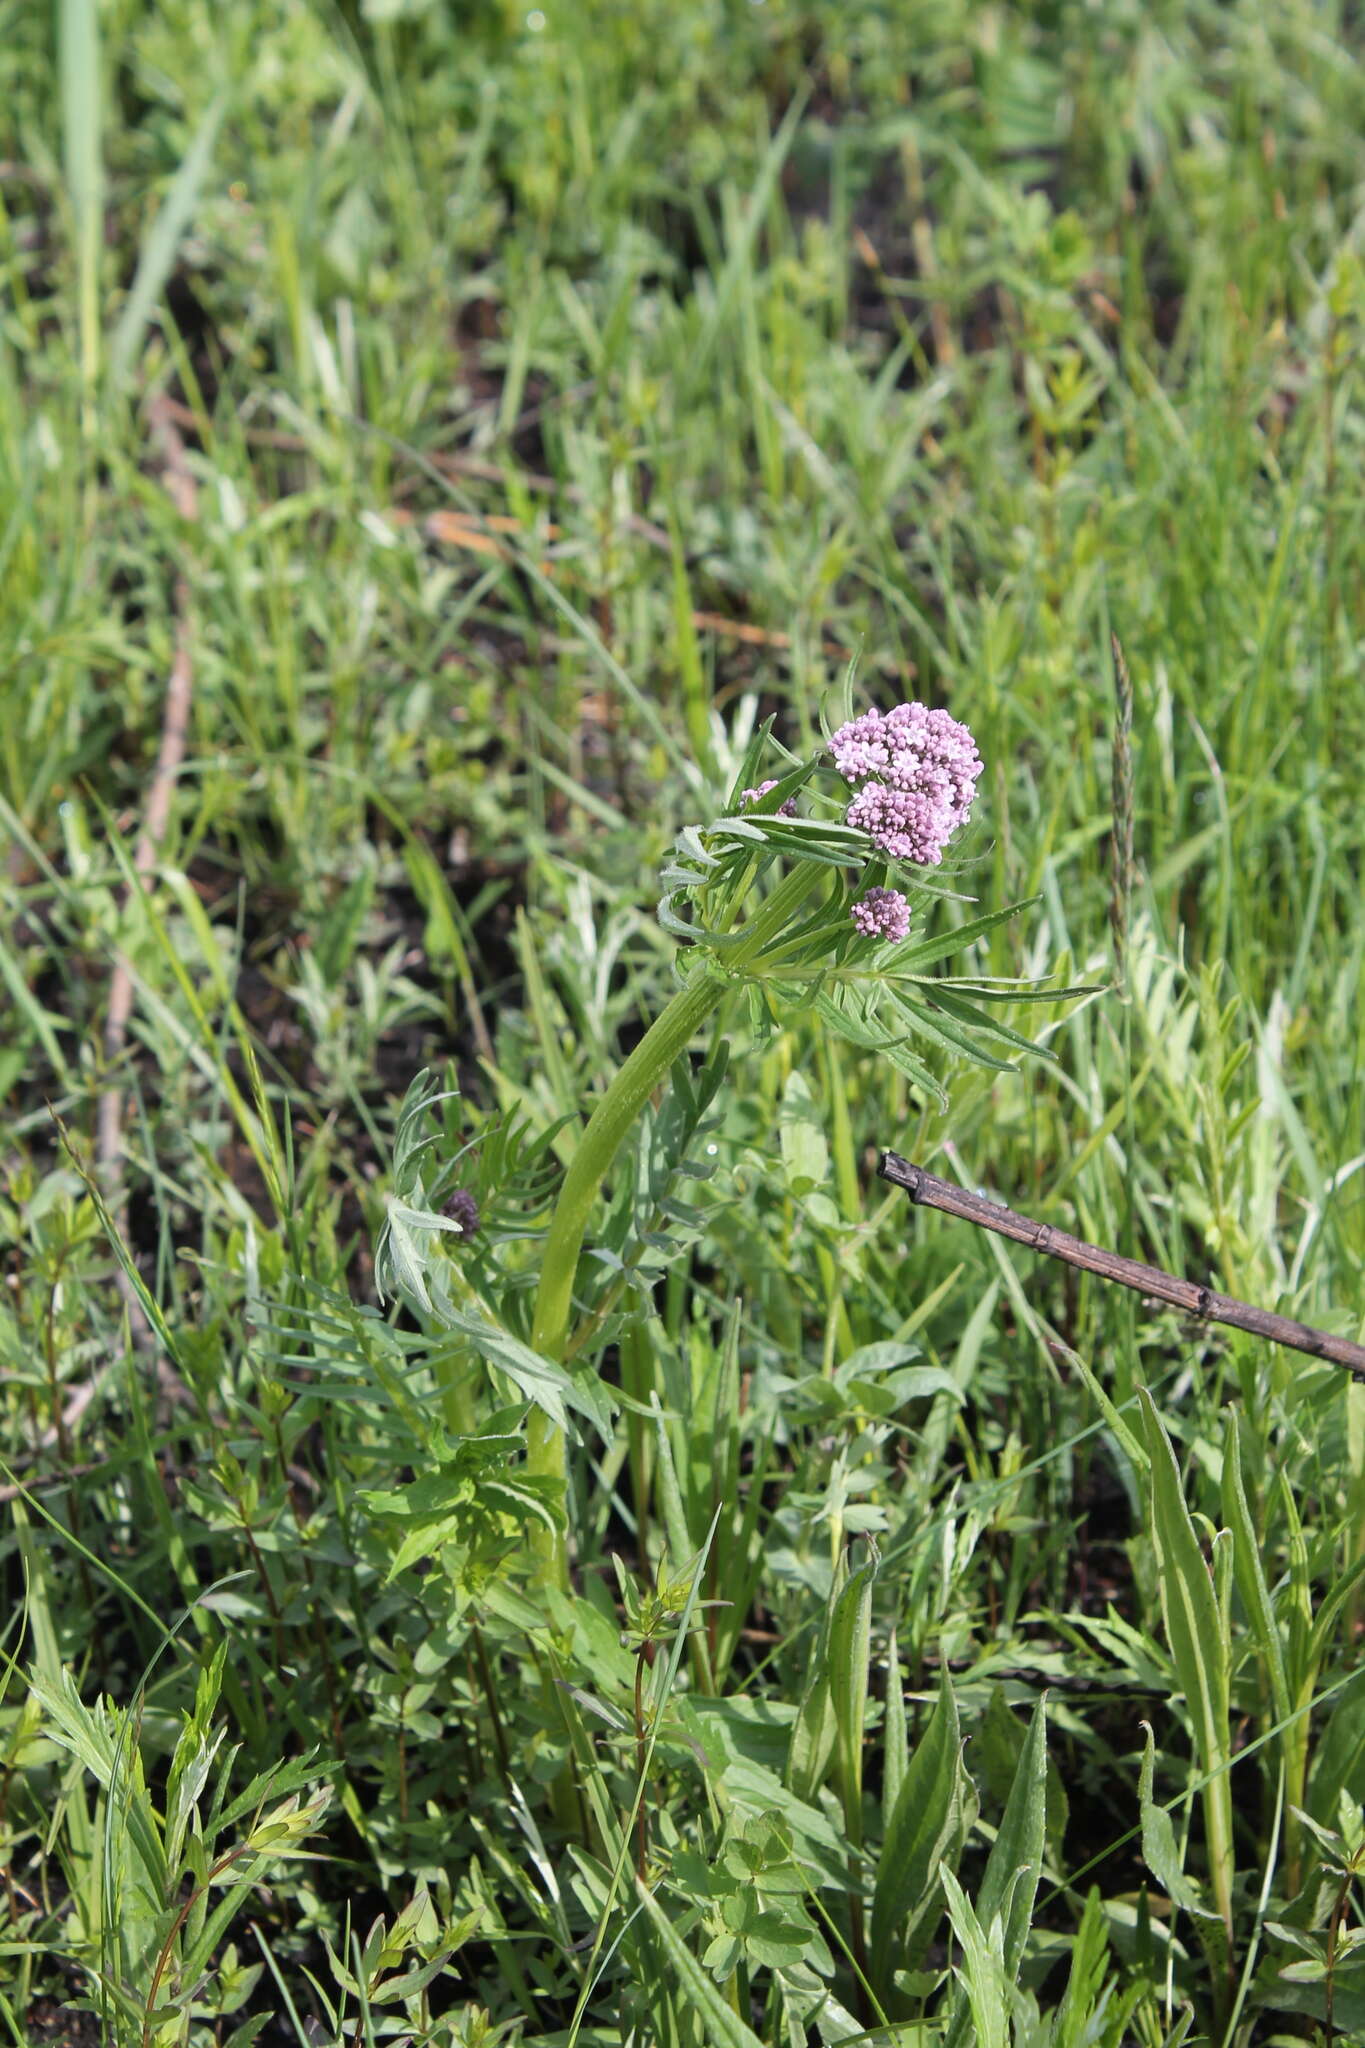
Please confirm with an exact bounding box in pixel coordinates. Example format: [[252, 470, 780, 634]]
[[830, 702, 982, 868], [850, 887, 910, 942], [740, 779, 797, 817]]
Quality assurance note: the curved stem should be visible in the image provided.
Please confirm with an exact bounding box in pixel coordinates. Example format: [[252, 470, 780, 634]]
[[526, 860, 821, 1585]]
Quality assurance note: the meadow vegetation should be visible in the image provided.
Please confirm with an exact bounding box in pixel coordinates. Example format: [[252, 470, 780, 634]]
[[3, 1, 1365, 2042]]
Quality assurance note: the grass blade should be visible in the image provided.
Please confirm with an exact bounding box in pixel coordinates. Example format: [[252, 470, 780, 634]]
[[1140, 1390, 1235, 1944], [59, 0, 103, 409], [108, 92, 229, 393]]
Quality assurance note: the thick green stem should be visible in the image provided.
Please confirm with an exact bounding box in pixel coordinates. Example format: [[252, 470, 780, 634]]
[[525, 860, 820, 1585]]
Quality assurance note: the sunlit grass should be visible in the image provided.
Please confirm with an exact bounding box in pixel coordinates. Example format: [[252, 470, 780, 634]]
[[3, 1, 1365, 2042]]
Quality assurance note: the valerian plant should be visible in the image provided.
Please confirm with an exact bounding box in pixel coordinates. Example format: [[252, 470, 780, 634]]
[[379, 695, 1078, 1591]]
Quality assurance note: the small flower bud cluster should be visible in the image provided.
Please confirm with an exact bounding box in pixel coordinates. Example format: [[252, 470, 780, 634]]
[[830, 702, 982, 867], [739, 779, 797, 817], [850, 887, 911, 942], [442, 1188, 481, 1237]]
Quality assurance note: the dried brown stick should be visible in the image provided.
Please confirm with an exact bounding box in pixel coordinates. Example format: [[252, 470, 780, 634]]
[[878, 1152, 1365, 1379]]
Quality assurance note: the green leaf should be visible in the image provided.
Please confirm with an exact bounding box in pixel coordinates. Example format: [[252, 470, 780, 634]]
[[941, 1865, 1010, 2048], [912, 981, 1059, 1061], [108, 92, 229, 390], [871, 1662, 966, 1987], [1220, 1410, 1292, 1733], [787, 1664, 837, 1809], [975, 1685, 1068, 1856], [890, 898, 1042, 974], [1053, 1887, 1115, 2048], [882, 1631, 906, 1828], [828, 1550, 876, 1845], [944, 1693, 1048, 2048], [976, 1691, 1048, 1978], [1139, 1390, 1234, 1940], [779, 1069, 830, 1192], [812, 988, 947, 1102], [886, 989, 1016, 1072], [444, 1307, 616, 1439], [59, 0, 103, 395], [634, 1881, 766, 2048], [1138, 1722, 1202, 1918]]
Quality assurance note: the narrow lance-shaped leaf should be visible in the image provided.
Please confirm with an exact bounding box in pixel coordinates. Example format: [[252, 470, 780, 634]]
[[885, 989, 1017, 1073], [787, 1598, 838, 1807], [1136, 1713, 1231, 1995], [888, 897, 1043, 974], [1220, 1410, 1292, 1732], [1053, 1886, 1115, 2048], [871, 1661, 966, 1990], [828, 1550, 877, 1849], [108, 92, 228, 390], [943, 1692, 1048, 2048], [909, 981, 1061, 1059], [940, 1866, 1010, 2048], [1139, 1389, 1234, 1942], [882, 1630, 906, 1825]]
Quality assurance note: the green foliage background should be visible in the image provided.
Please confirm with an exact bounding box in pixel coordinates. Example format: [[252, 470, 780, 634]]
[[2, 1, 1364, 2042]]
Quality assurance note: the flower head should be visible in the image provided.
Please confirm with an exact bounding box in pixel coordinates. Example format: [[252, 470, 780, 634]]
[[850, 886, 911, 943], [830, 702, 982, 866], [739, 779, 797, 817], [442, 1188, 481, 1237]]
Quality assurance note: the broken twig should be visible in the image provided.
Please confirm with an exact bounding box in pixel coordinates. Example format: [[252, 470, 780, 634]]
[[878, 1151, 1365, 1379]]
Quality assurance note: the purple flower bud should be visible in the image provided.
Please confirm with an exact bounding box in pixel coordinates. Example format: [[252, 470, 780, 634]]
[[850, 887, 911, 942], [830, 702, 982, 865], [739, 779, 797, 817], [442, 1188, 480, 1237]]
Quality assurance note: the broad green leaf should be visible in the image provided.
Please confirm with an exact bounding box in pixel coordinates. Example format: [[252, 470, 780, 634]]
[[779, 1069, 830, 1192], [976, 1685, 1068, 1856], [975, 1691, 1048, 1979]]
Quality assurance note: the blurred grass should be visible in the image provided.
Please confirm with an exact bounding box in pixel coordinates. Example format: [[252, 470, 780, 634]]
[[3, 0, 1365, 2040]]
